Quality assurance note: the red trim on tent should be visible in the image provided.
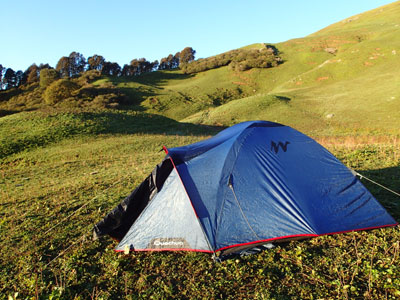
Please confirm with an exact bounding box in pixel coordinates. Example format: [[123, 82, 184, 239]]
[[168, 157, 200, 219], [215, 223, 398, 252], [115, 248, 213, 253], [215, 234, 318, 252], [162, 146, 168, 154]]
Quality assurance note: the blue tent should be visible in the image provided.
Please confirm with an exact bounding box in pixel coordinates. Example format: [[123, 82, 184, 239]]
[[94, 121, 397, 258]]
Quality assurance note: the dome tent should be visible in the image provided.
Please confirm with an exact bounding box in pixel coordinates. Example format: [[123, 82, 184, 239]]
[[94, 121, 397, 259]]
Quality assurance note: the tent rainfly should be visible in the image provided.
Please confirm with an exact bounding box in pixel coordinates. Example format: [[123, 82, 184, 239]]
[[94, 121, 397, 259]]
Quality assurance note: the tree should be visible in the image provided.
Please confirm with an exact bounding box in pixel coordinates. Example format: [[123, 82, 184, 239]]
[[129, 58, 153, 75], [179, 47, 196, 65], [172, 52, 180, 68], [121, 64, 132, 76], [15, 70, 24, 87], [0, 64, 4, 90], [56, 56, 71, 78], [56, 52, 86, 78], [68, 52, 86, 76], [130, 59, 140, 76], [158, 54, 177, 70], [24, 64, 40, 84], [102, 62, 121, 76], [2, 68, 16, 89], [158, 57, 168, 70], [23, 63, 52, 86], [88, 55, 105, 71], [40, 68, 59, 88], [38, 63, 51, 70], [151, 60, 159, 71], [140, 59, 153, 73]]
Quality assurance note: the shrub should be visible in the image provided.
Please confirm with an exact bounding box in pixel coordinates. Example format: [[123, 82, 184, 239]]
[[39, 69, 59, 88], [91, 93, 120, 108], [76, 70, 102, 86], [181, 45, 282, 74], [43, 79, 80, 104]]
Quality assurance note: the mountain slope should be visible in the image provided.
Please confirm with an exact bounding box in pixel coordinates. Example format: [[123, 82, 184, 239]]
[[181, 1, 400, 132]]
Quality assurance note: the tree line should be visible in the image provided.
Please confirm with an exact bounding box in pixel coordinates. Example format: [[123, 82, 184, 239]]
[[0, 47, 196, 91]]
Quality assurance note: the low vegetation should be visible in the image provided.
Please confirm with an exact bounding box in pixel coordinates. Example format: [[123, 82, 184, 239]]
[[180, 45, 282, 74]]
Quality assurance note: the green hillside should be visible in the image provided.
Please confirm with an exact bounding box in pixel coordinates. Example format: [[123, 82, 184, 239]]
[[78, 1, 399, 134], [1, 2, 400, 299], [183, 2, 400, 132]]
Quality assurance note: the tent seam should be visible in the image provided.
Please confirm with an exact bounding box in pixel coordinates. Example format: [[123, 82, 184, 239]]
[[214, 126, 258, 245], [229, 184, 261, 240]]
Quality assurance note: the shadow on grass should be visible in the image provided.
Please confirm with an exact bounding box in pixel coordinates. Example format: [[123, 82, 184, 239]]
[[358, 166, 400, 222], [127, 70, 194, 87], [91, 111, 225, 136], [0, 109, 19, 117], [0, 110, 225, 160], [107, 70, 194, 87], [0, 87, 27, 102]]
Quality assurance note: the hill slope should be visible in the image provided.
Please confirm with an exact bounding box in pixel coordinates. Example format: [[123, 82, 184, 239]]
[[182, 2, 400, 132], [70, 1, 399, 134]]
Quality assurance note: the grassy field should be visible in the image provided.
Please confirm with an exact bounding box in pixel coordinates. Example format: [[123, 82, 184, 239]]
[[1, 1, 400, 299], [0, 110, 399, 299]]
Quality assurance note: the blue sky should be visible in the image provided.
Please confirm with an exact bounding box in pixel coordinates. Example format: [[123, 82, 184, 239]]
[[1, 0, 395, 71]]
